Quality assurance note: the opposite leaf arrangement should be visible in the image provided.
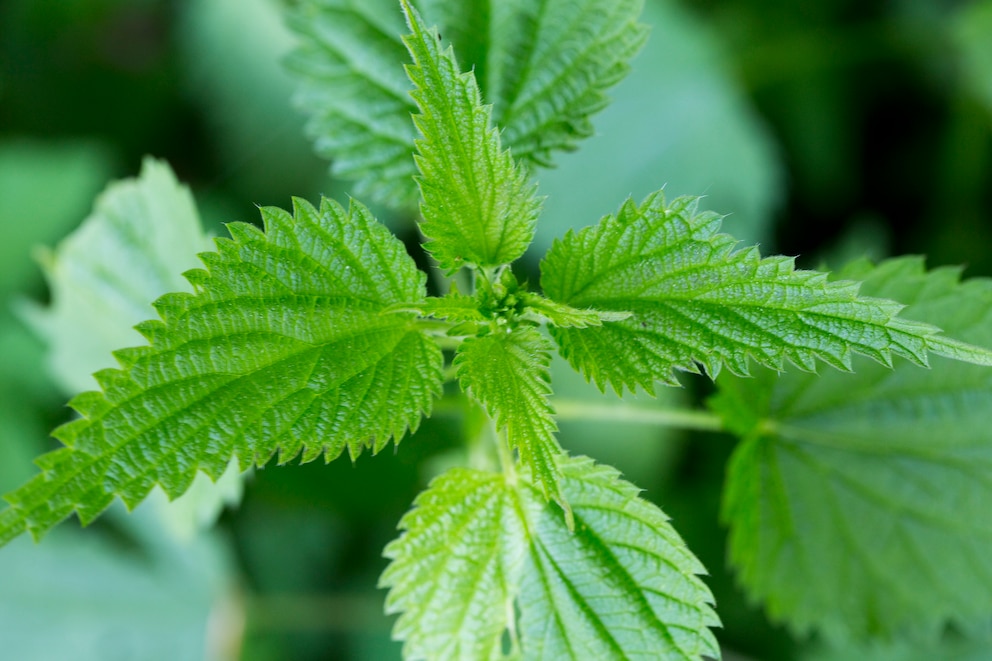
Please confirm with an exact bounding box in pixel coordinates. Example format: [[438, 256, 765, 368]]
[[5, 1, 992, 659]]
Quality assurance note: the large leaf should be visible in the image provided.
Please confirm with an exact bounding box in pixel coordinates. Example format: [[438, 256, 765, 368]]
[[402, 0, 541, 272], [711, 257, 992, 641], [286, 0, 645, 206], [455, 326, 565, 507], [541, 192, 992, 394], [382, 456, 719, 661], [0, 196, 443, 544]]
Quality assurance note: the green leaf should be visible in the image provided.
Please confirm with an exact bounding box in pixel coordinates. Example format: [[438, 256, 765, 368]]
[[482, 0, 647, 167], [285, 0, 418, 207], [287, 0, 645, 206], [518, 292, 631, 329], [517, 456, 720, 660], [541, 192, 991, 394], [381, 456, 719, 661], [0, 196, 443, 545], [711, 256, 992, 641], [454, 326, 565, 508], [401, 0, 541, 272], [26, 157, 213, 395], [381, 468, 525, 661]]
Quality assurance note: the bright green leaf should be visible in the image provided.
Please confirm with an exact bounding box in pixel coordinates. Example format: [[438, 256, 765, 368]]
[[542, 192, 991, 394], [711, 256, 992, 641], [519, 292, 631, 329], [381, 456, 719, 661], [287, 0, 645, 208], [381, 468, 525, 661], [0, 196, 443, 545], [401, 0, 541, 272], [517, 456, 720, 660], [454, 326, 565, 508]]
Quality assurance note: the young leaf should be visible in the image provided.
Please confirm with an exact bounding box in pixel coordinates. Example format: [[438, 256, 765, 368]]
[[381, 457, 720, 661], [285, 0, 419, 207], [454, 326, 565, 508], [287, 0, 647, 202], [541, 192, 992, 394], [0, 197, 443, 545], [402, 0, 541, 272], [711, 257, 992, 641], [380, 468, 526, 661]]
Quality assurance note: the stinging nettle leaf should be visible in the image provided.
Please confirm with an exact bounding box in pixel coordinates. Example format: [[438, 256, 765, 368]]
[[541, 191, 991, 394], [402, 0, 541, 272], [286, 0, 420, 207], [381, 468, 526, 661], [711, 256, 992, 641], [382, 456, 720, 661], [454, 326, 566, 510], [286, 0, 647, 205], [0, 197, 443, 545]]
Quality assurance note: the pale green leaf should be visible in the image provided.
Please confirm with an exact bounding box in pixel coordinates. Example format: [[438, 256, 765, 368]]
[[27, 157, 213, 394], [519, 292, 631, 329], [517, 456, 720, 660], [541, 192, 990, 394], [402, 0, 541, 272], [454, 326, 565, 507], [711, 256, 992, 641], [285, 0, 419, 207], [0, 196, 443, 545], [380, 468, 526, 661], [381, 457, 719, 661]]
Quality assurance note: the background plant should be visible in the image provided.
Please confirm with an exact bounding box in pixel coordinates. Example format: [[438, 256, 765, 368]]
[[1, 0, 992, 660]]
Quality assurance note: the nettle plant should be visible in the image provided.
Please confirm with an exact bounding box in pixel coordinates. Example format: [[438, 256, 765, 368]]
[[5, 0, 992, 659]]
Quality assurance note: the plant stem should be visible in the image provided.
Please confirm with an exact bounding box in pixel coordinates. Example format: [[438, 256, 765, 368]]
[[551, 399, 724, 433]]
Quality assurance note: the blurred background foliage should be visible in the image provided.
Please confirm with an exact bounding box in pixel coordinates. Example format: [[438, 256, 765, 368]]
[[0, 0, 990, 659]]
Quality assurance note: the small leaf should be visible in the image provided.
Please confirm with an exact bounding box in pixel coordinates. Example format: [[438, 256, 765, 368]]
[[381, 468, 526, 661], [454, 326, 565, 509], [712, 256, 992, 641], [401, 0, 541, 272], [0, 197, 443, 544], [381, 457, 720, 661], [542, 191, 990, 394], [519, 291, 631, 328]]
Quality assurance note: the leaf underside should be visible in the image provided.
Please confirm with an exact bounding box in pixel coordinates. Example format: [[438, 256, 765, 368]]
[[712, 256, 992, 641], [541, 192, 979, 394], [0, 197, 442, 544], [381, 456, 720, 661]]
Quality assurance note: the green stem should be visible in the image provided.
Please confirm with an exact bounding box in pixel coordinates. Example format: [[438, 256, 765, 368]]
[[551, 399, 724, 433]]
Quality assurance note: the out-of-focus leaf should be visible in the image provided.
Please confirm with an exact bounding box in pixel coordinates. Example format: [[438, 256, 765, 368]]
[[952, 2, 992, 115], [531, 0, 780, 254]]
